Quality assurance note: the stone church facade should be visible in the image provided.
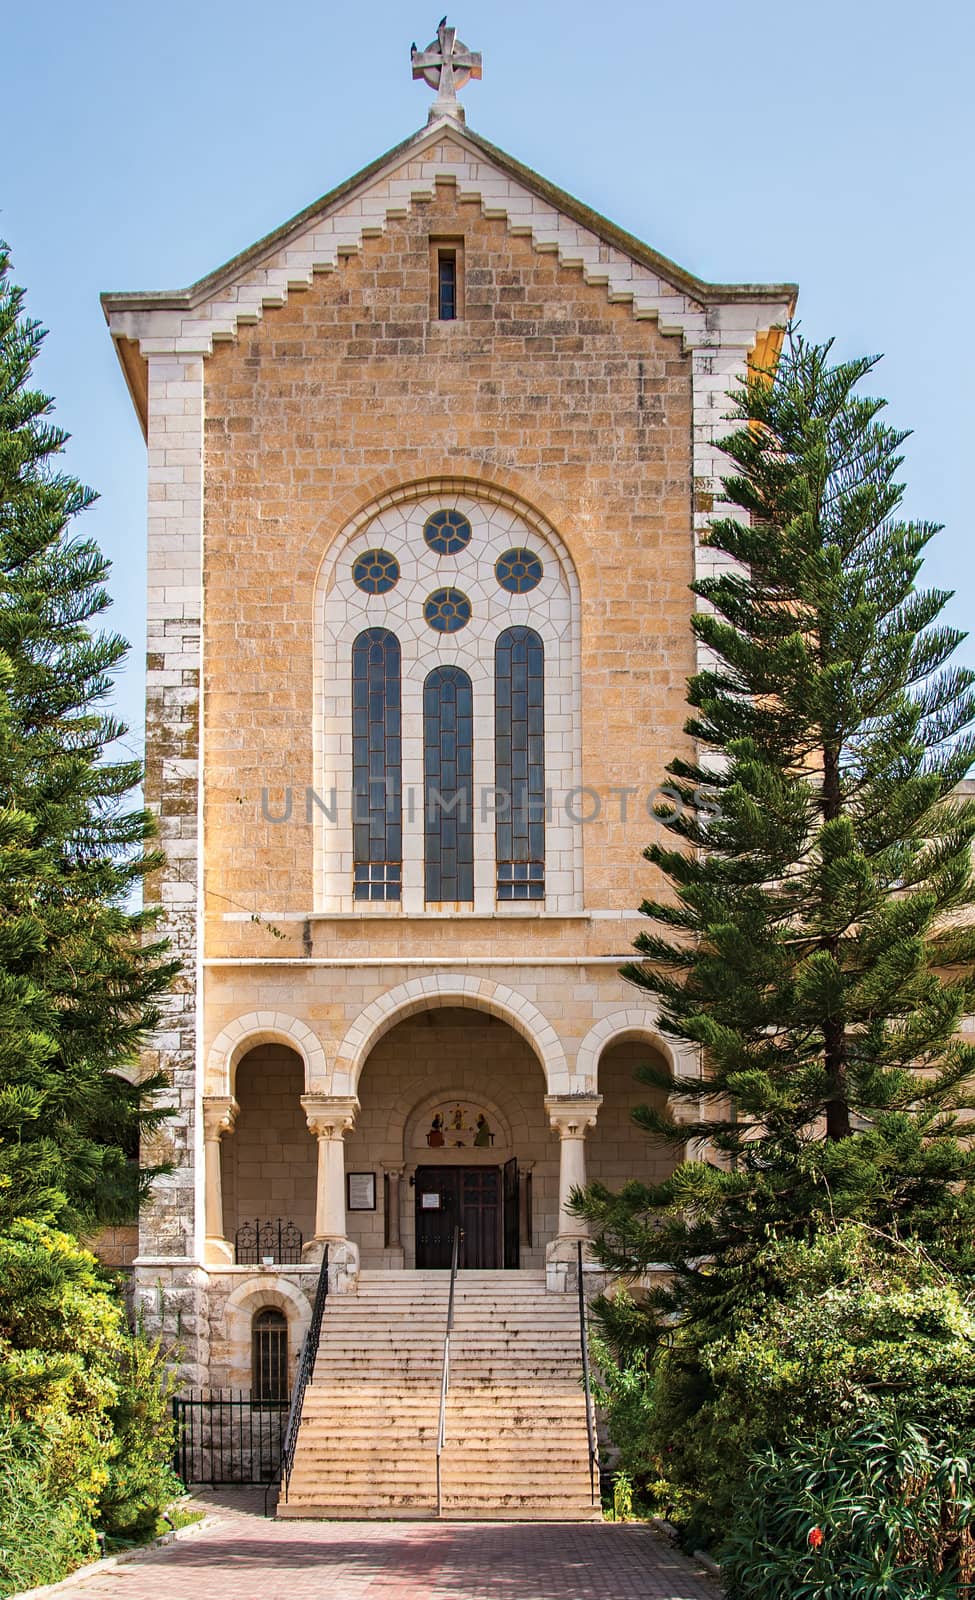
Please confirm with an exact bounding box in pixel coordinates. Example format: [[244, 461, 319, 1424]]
[[103, 42, 795, 1390]]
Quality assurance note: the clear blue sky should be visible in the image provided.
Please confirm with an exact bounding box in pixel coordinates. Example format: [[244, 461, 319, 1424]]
[[5, 0, 973, 750]]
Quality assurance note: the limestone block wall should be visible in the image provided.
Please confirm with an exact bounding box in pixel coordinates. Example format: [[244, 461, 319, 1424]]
[[199, 183, 696, 938]]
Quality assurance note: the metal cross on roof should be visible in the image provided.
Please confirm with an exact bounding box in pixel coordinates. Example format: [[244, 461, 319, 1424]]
[[411, 19, 482, 124]]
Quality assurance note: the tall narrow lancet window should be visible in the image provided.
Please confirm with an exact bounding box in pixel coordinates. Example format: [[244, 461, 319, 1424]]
[[424, 666, 474, 903], [495, 627, 545, 900], [352, 628, 402, 901]]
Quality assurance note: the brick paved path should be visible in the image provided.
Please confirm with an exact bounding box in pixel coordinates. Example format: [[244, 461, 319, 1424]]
[[55, 1494, 720, 1600]]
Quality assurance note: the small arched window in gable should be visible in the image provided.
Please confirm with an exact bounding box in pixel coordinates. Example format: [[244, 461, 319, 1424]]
[[352, 628, 402, 901], [495, 627, 545, 901], [252, 1308, 288, 1402], [424, 666, 474, 904]]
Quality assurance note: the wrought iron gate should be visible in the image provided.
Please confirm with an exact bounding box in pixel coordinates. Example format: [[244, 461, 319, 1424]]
[[172, 1391, 288, 1484]]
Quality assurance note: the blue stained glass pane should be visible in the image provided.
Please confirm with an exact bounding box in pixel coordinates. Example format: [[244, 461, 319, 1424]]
[[495, 627, 545, 901], [423, 665, 474, 903], [495, 547, 543, 594], [424, 509, 473, 555], [352, 548, 400, 595], [352, 629, 402, 901], [424, 588, 472, 633]]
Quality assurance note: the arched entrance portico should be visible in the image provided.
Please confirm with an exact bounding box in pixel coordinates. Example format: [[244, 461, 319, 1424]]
[[345, 1006, 552, 1270]]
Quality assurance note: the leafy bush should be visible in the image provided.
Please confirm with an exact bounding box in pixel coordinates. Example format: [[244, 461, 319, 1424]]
[[721, 1414, 975, 1599], [0, 1221, 179, 1588], [98, 1330, 181, 1539], [0, 1421, 95, 1597], [596, 1227, 975, 1548]]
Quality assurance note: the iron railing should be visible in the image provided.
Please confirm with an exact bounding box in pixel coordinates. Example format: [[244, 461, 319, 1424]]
[[436, 1225, 461, 1517], [277, 1244, 330, 1506], [577, 1239, 599, 1505], [172, 1391, 287, 1485], [235, 1217, 303, 1265]]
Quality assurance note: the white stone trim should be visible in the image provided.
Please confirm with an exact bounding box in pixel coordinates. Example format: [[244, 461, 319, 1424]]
[[331, 973, 569, 1096], [104, 125, 790, 361], [574, 1007, 704, 1129], [314, 484, 582, 915], [221, 1276, 312, 1384], [205, 1012, 328, 1096]]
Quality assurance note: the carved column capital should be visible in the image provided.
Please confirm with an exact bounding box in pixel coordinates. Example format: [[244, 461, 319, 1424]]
[[545, 1094, 602, 1139], [202, 1095, 239, 1141], [301, 1094, 359, 1140]]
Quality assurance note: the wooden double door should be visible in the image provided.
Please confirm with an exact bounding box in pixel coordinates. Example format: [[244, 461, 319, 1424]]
[[414, 1161, 520, 1270]]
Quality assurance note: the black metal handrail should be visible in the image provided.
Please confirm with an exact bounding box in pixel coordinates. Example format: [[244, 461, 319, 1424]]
[[436, 1225, 460, 1517], [235, 1217, 303, 1265], [577, 1239, 598, 1505], [274, 1244, 329, 1510]]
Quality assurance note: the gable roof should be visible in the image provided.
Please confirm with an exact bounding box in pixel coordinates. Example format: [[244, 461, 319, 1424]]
[[102, 119, 796, 317], [101, 117, 797, 434]]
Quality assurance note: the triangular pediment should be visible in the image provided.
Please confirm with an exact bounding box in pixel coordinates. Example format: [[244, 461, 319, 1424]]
[[102, 118, 796, 432]]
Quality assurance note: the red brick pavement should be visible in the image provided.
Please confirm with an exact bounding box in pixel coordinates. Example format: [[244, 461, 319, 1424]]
[[54, 1496, 720, 1600]]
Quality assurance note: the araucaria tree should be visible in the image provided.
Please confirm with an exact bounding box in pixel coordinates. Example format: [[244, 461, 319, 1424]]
[[578, 334, 975, 1330], [0, 244, 176, 1230]]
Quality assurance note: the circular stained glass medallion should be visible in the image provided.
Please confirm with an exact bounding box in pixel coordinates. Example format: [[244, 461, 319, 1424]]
[[352, 548, 400, 594], [495, 547, 543, 594], [424, 588, 472, 633], [423, 508, 473, 555]]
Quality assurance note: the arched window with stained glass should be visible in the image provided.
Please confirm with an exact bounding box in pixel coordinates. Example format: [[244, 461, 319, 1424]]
[[495, 627, 545, 901], [352, 628, 402, 901], [423, 666, 474, 904]]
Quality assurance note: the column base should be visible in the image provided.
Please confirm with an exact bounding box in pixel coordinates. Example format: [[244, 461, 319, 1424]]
[[301, 1236, 359, 1293], [204, 1235, 235, 1266], [545, 1234, 593, 1292]]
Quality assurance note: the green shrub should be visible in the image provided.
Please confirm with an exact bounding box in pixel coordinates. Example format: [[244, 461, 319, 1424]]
[[596, 1228, 975, 1548], [721, 1414, 975, 1599], [0, 1421, 95, 1598], [0, 1221, 180, 1582], [98, 1330, 181, 1539]]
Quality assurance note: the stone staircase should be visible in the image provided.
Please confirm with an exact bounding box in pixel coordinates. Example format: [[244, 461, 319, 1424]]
[[278, 1269, 599, 1520]]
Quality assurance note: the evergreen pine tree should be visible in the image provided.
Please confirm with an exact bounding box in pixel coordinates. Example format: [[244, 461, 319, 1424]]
[[577, 334, 975, 1337], [0, 243, 177, 1231]]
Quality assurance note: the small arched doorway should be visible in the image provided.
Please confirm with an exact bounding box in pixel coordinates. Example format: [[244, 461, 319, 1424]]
[[252, 1307, 288, 1401]]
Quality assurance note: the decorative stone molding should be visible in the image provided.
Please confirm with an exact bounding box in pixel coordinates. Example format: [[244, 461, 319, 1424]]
[[300, 1094, 359, 1140], [332, 973, 569, 1096], [205, 1012, 328, 1096], [201, 1094, 239, 1141], [545, 1095, 602, 1139], [103, 123, 792, 363]]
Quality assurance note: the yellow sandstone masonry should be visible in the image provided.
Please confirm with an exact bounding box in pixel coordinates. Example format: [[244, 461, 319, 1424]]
[[102, 111, 795, 1390]]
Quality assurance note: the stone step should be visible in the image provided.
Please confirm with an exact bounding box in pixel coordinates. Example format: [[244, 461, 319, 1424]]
[[281, 1272, 593, 1521]]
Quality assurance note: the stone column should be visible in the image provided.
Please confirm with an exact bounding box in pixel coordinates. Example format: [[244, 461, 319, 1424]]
[[301, 1095, 360, 1291], [383, 1164, 405, 1266], [544, 1095, 601, 1287], [201, 1095, 238, 1265], [518, 1161, 535, 1249]]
